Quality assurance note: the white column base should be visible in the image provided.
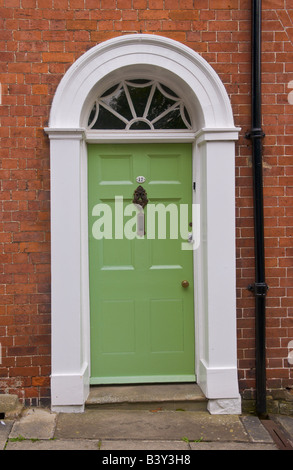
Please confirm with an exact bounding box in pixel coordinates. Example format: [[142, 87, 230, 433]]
[[51, 405, 85, 413], [51, 363, 89, 413], [208, 396, 242, 415]]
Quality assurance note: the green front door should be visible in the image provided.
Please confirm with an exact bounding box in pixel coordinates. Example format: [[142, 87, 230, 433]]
[[88, 143, 195, 384]]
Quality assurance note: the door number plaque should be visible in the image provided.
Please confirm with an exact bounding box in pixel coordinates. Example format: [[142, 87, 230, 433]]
[[136, 176, 146, 183]]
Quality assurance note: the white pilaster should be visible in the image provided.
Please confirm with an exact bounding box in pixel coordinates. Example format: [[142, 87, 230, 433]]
[[194, 130, 240, 411], [46, 129, 90, 412]]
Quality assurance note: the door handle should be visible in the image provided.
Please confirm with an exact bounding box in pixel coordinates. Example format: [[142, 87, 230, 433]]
[[181, 280, 189, 288]]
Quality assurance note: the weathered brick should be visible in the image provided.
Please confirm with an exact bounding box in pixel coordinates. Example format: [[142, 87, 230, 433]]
[[169, 10, 200, 20], [210, 0, 239, 8], [66, 19, 97, 30], [42, 52, 74, 62], [32, 376, 50, 387]]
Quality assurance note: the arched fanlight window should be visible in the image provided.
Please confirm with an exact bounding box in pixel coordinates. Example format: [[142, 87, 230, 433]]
[[87, 80, 192, 130]]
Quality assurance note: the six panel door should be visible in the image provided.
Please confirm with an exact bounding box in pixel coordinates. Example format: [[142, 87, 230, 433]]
[[88, 143, 195, 384]]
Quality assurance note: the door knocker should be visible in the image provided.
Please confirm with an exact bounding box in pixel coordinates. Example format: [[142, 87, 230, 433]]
[[133, 185, 148, 237], [132, 185, 148, 208]]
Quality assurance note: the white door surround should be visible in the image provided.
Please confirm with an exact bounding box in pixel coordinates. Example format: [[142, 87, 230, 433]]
[[45, 34, 241, 414]]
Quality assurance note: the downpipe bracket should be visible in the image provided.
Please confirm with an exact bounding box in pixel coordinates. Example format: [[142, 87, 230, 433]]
[[245, 128, 265, 140], [247, 282, 269, 297]]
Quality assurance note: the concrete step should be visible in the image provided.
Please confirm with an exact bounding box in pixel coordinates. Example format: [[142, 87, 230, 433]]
[[86, 383, 207, 411]]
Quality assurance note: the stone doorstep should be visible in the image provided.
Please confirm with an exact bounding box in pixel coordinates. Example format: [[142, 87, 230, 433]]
[[86, 383, 208, 411]]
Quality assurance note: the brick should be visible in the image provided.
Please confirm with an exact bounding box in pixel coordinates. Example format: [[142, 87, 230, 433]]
[[66, 19, 97, 29], [117, 0, 132, 6], [164, 21, 193, 31], [32, 376, 50, 387], [32, 84, 48, 94], [19, 242, 50, 253], [208, 20, 238, 31], [169, 10, 199, 20], [210, 0, 239, 8], [8, 62, 31, 73], [138, 10, 169, 20], [149, 0, 164, 8], [165, 0, 179, 7], [9, 367, 39, 377], [114, 20, 145, 31], [42, 52, 74, 62]]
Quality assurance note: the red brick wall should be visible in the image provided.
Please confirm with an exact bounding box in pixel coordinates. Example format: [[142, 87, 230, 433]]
[[235, 3, 293, 395], [0, 0, 292, 406]]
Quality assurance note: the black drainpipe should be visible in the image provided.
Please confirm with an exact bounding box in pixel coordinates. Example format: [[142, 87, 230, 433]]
[[245, 0, 269, 417]]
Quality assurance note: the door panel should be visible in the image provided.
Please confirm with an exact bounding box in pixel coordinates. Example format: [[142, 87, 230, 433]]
[[88, 143, 195, 384]]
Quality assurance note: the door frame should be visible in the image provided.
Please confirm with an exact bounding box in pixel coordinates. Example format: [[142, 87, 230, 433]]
[[45, 35, 241, 414]]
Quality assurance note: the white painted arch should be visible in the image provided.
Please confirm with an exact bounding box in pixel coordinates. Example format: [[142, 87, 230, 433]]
[[45, 34, 241, 414], [49, 34, 235, 130]]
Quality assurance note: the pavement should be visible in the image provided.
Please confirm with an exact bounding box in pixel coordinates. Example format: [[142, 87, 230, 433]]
[[1, 406, 293, 452]]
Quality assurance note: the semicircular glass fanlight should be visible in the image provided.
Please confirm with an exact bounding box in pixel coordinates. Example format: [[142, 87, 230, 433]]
[[87, 80, 192, 130]]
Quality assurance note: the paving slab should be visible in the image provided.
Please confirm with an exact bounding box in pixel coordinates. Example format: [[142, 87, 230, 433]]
[[273, 414, 293, 444], [189, 441, 278, 450], [9, 408, 57, 440], [0, 420, 14, 450], [241, 415, 274, 443], [55, 409, 250, 442], [5, 438, 101, 451], [100, 439, 190, 450]]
